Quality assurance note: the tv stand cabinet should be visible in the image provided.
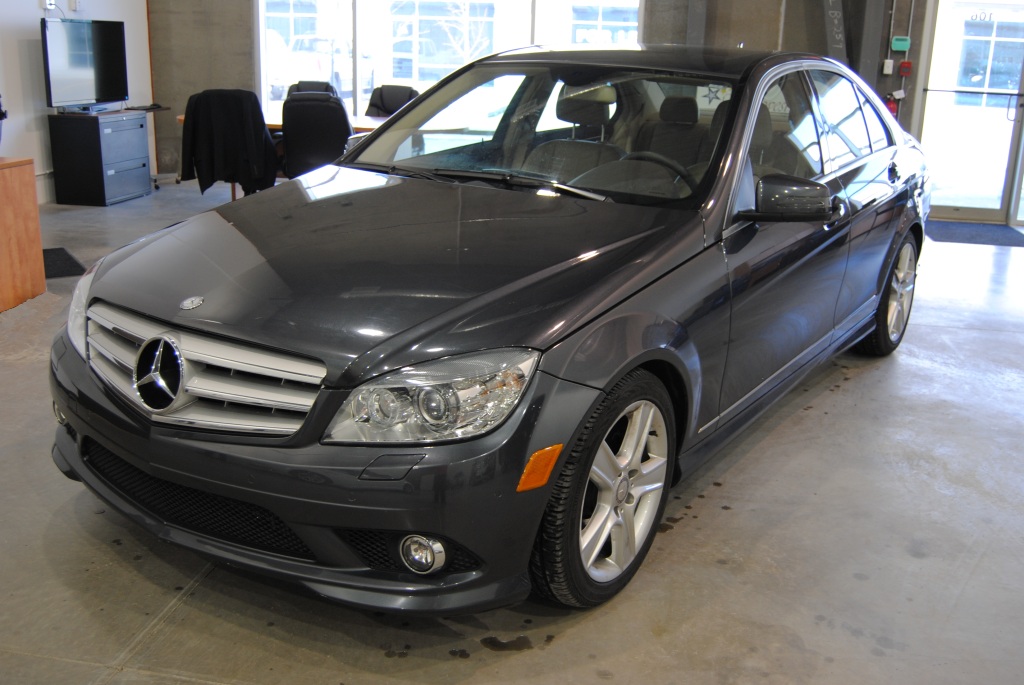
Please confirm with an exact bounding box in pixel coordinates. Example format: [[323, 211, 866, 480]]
[[48, 111, 152, 206]]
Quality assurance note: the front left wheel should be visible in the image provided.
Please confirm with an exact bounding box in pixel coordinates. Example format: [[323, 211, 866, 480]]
[[530, 369, 675, 608]]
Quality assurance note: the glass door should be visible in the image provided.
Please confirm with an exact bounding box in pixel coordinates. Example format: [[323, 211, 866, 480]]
[[920, 0, 1024, 224]]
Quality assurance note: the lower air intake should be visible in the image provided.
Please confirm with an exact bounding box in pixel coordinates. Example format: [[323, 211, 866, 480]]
[[84, 439, 316, 561]]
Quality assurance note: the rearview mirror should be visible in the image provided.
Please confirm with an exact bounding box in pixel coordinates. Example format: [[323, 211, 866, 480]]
[[343, 132, 371, 156], [737, 174, 832, 222]]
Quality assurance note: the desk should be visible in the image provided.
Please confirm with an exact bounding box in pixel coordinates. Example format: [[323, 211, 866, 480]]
[[0, 157, 46, 312], [175, 114, 387, 133]]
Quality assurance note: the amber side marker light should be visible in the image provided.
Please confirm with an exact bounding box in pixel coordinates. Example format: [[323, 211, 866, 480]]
[[516, 444, 563, 492]]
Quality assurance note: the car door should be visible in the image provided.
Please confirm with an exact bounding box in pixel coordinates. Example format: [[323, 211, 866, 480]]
[[807, 69, 909, 337], [717, 68, 852, 423]]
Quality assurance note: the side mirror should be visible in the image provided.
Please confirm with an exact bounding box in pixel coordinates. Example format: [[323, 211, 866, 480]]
[[736, 174, 833, 222]]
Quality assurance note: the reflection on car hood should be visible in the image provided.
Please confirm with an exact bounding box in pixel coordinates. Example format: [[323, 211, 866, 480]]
[[90, 166, 698, 384]]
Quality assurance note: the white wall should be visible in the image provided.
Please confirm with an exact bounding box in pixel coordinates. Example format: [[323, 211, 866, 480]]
[[0, 0, 152, 203]]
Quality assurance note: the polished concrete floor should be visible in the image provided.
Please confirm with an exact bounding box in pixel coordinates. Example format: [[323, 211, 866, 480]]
[[2, 177, 1023, 684]]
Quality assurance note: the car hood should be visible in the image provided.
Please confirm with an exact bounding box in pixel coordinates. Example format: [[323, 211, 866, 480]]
[[91, 166, 700, 385]]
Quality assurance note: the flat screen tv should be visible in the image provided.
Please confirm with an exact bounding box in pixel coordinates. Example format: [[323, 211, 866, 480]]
[[41, 18, 129, 111]]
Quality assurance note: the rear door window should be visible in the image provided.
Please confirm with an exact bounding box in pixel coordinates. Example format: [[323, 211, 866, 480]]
[[809, 70, 873, 170]]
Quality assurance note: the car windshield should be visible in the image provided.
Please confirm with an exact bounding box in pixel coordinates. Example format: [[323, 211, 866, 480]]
[[350, 64, 735, 206]]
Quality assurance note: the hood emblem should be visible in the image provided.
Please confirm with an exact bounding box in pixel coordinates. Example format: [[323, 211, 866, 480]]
[[133, 337, 184, 411], [179, 296, 205, 310]]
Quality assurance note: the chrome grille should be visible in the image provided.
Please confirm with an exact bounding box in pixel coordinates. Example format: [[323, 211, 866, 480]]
[[86, 302, 326, 435]]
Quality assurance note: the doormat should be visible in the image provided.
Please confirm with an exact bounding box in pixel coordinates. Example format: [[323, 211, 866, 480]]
[[43, 248, 86, 279], [927, 220, 1024, 247]]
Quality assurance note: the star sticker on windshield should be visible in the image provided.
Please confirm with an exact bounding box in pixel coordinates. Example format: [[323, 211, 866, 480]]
[[704, 85, 723, 104]]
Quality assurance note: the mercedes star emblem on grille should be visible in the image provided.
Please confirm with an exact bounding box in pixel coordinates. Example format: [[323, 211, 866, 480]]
[[179, 296, 205, 310], [133, 337, 184, 411]]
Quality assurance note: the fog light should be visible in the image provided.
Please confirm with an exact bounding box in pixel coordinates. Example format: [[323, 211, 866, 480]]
[[400, 535, 446, 575], [53, 402, 67, 425]]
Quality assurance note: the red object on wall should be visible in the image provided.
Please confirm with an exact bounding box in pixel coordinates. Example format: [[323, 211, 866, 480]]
[[885, 95, 899, 117], [899, 61, 912, 77]]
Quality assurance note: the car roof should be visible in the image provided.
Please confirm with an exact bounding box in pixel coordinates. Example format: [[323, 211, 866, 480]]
[[480, 45, 826, 82]]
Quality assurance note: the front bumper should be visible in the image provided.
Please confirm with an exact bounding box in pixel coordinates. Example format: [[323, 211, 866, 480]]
[[49, 330, 600, 614]]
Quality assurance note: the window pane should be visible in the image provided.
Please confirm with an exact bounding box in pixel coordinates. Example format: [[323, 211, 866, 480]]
[[263, 0, 641, 120], [393, 57, 413, 78], [958, 39, 991, 88], [353, 0, 528, 108], [602, 7, 636, 22], [964, 20, 994, 37], [536, 0, 638, 45], [859, 93, 892, 152], [419, 74, 525, 148], [469, 3, 495, 18], [355, 65, 734, 204], [995, 21, 1024, 38], [988, 40, 1024, 91], [811, 70, 871, 168], [756, 74, 822, 179], [572, 6, 600, 21]]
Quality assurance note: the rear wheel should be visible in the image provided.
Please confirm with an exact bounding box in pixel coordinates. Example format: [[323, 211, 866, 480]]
[[530, 369, 675, 607], [855, 232, 918, 356]]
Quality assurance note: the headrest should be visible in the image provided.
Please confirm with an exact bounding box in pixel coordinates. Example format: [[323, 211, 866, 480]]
[[710, 100, 730, 139], [660, 96, 699, 125], [286, 91, 342, 106], [287, 81, 337, 97], [377, 85, 419, 112], [556, 84, 616, 126]]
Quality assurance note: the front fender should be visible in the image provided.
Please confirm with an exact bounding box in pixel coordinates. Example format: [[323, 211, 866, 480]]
[[538, 244, 731, 452]]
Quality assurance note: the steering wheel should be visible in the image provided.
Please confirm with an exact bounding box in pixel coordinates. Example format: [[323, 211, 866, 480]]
[[622, 151, 698, 190]]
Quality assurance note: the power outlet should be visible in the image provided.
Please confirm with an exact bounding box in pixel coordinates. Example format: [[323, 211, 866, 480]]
[[45, 0, 56, 9]]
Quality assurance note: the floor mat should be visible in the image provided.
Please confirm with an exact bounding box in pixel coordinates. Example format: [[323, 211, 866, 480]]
[[927, 221, 1024, 247], [43, 248, 86, 279]]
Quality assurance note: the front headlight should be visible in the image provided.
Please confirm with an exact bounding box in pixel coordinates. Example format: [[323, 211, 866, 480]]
[[324, 348, 540, 443], [67, 260, 101, 359]]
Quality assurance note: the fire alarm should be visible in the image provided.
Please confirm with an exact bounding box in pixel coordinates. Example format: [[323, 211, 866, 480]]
[[899, 61, 912, 77]]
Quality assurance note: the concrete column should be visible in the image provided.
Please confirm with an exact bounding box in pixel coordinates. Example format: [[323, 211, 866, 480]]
[[147, 0, 257, 174]]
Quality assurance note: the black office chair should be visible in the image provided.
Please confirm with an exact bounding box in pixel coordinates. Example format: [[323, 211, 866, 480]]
[[179, 89, 279, 198], [272, 82, 339, 148], [365, 85, 419, 116], [280, 91, 353, 178], [286, 81, 337, 98]]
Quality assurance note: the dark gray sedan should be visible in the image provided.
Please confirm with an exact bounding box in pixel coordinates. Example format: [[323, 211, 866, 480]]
[[49, 46, 928, 613]]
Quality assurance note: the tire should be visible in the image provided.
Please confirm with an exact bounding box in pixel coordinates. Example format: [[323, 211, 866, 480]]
[[530, 369, 675, 608], [855, 232, 919, 356]]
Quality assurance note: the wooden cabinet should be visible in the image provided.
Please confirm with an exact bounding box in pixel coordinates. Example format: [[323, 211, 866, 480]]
[[0, 157, 46, 312], [48, 111, 152, 206]]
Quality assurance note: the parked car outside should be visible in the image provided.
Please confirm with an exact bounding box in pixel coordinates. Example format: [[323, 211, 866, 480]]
[[289, 35, 374, 100], [50, 46, 929, 614], [265, 29, 290, 101]]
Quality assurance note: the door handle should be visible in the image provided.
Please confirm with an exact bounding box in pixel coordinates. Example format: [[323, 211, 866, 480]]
[[824, 198, 847, 231], [888, 162, 900, 184]]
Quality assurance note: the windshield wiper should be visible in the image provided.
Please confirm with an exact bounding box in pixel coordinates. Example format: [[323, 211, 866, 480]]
[[340, 162, 455, 184], [431, 168, 610, 202]]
